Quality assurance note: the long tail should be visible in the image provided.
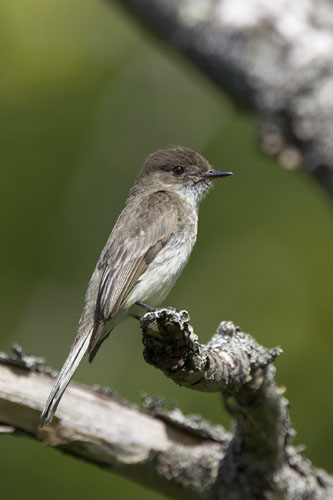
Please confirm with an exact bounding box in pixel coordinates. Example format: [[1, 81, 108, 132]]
[[40, 331, 92, 427]]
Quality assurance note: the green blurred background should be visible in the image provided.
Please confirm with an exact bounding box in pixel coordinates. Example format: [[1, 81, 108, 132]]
[[1, 0, 332, 498]]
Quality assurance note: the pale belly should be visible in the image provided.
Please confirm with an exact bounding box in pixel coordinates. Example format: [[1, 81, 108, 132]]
[[122, 227, 197, 315]]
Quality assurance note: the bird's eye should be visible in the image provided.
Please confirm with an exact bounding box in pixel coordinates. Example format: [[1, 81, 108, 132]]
[[173, 165, 184, 176]]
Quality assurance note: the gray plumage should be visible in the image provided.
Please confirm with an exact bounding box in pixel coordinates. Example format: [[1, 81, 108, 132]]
[[40, 146, 232, 426]]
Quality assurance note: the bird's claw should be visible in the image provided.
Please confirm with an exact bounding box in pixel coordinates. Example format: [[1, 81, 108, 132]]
[[135, 301, 158, 313]]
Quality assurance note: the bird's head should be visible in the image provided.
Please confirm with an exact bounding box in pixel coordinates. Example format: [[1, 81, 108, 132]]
[[135, 146, 232, 205]]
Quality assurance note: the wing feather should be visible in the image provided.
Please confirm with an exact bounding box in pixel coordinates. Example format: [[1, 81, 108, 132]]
[[88, 191, 178, 353]]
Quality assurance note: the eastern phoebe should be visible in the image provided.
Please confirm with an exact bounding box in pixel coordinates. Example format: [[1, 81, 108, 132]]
[[41, 146, 232, 426]]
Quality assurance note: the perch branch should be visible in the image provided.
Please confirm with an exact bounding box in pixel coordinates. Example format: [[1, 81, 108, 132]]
[[112, 0, 333, 196], [0, 312, 332, 499]]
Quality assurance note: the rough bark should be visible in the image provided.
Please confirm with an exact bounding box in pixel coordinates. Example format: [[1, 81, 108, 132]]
[[112, 0, 333, 197], [0, 311, 332, 499]]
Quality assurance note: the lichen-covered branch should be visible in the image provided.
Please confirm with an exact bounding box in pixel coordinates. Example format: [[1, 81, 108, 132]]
[[0, 314, 332, 499], [142, 311, 281, 392], [0, 345, 226, 500], [112, 0, 333, 196], [142, 311, 287, 461]]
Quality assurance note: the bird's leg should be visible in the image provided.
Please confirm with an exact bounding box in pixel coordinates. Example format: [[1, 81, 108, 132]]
[[165, 306, 181, 313], [135, 301, 158, 312], [135, 301, 181, 314]]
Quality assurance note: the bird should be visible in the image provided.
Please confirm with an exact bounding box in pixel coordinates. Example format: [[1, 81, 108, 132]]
[[40, 146, 232, 426]]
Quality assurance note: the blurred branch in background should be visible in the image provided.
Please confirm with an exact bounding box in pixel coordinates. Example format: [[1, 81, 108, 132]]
[[0, 311, 332, 499], [112, 0, 333, 197]]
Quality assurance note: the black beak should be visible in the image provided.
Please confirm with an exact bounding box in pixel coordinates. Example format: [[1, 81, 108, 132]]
[[201, 169, 233, 179]]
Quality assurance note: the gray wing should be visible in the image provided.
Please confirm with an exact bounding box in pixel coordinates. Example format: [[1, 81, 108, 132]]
[[88, 190, 178, 354], [40, 191, 178, 426]]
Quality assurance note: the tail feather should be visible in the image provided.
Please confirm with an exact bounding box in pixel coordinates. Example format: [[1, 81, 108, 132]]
[[88, 330, 111, 363], [40, 332, 91, 427]]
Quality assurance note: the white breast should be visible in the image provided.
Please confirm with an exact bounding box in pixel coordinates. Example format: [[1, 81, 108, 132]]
[[123, 217, 198, 311]]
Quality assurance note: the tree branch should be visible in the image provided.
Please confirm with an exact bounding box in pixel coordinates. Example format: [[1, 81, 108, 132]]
[[0, 312, 332, 499], [112, 0, 333, 197]]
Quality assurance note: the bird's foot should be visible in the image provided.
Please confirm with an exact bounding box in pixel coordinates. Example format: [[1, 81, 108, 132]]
[[164, 306, 180, 313], [135, 302, 181, 314], [135, 301, 158, 313], [133, 303, 185, 323]]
